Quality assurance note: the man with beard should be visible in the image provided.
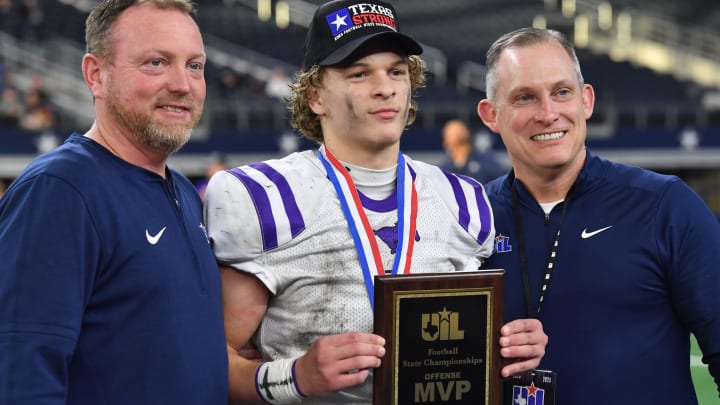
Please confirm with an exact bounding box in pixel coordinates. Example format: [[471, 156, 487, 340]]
[[0, 1, 228, 404]]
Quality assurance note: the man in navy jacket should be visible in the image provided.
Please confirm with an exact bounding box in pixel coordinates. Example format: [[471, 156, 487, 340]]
[[478, 27, 720, 404]]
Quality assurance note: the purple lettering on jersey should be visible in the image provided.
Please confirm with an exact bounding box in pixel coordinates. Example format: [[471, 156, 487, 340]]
[[375, 223, 420, 254]]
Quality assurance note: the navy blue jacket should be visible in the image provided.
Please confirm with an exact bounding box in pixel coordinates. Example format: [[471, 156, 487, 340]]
[[0, 133, 228, 404], [482, 150, 720, 404]]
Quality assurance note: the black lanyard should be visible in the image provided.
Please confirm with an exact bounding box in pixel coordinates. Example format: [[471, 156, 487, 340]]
[[511, 180, 571, 318]]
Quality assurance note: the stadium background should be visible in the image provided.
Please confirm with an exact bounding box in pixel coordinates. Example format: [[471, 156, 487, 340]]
[[0, 0, 718, 401]]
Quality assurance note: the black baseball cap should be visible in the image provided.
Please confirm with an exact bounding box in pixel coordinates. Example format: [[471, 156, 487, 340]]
[[303, 0, 423, 69]]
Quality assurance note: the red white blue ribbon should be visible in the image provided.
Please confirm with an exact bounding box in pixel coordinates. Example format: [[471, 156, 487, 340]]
[[318, 145, 418, 310]]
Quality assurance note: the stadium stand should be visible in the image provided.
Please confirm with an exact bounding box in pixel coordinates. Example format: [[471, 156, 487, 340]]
[[0, 2, 718, 400], [1, 0, 719, 220]]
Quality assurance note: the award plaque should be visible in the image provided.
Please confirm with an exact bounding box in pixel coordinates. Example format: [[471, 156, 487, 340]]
[[373, 270, 504, 405]]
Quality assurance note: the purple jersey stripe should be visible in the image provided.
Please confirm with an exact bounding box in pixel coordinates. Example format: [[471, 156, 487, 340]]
[[459, 174, 493, 244], [445, 172, 493, 244], [249, 162, 305, 239], [446, 172, 471, 229], [358, 190, 396, 212], [357, 164, 417, 212], [227, 167, 279, 250]]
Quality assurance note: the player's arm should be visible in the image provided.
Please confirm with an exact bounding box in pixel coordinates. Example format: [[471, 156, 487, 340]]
[[222, 265, 386, 402], [293, 331, 386, 397], [222, 265, 268, 404]]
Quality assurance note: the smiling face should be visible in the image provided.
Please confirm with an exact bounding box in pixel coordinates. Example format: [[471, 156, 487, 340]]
[[308, 47, 412, 168], [90, 3, 206, 155], [478, 39, 594, 183]]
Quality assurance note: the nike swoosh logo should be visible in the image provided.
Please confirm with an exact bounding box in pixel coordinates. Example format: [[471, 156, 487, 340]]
[[581, 226, 612, 239], [146, 227, 167, 245]]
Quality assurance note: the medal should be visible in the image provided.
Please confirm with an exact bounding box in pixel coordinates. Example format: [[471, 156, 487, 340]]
[[318, 145, 418, 309]]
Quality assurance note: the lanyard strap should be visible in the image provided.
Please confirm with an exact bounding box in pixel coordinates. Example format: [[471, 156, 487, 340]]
[[511, 180, 570, 318], [317, 146, 418, 310]]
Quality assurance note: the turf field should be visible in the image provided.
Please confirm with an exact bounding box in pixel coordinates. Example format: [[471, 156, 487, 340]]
[[692, 335, 718, 404]]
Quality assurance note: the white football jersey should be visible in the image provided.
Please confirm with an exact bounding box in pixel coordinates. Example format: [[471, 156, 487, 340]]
[[204, 150, 495, 404]]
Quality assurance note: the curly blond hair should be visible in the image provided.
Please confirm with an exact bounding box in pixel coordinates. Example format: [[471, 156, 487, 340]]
[[287, 55, 427, 143]]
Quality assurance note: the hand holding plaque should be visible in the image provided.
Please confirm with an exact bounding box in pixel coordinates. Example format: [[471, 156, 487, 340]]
[[373, 270, 504, 405]]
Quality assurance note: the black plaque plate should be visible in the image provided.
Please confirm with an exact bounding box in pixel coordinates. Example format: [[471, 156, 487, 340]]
[[373, 270, 504, 405]]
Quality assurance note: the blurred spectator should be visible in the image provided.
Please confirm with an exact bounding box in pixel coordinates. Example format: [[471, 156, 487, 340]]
[[213, 69, 269, 128], [19, 88, 54, 132], [440, 119, 505, 184], [264, 67, 291, 100], [216, 68, 244, 101], [0, 56, 8, 90], [216, 69, 265, 101], [27, 74, 44, 94], [195, 152, 227, 200], [14, 0, 44, 43], [0, 86, 23, 127], [0, 0, 11, 34]]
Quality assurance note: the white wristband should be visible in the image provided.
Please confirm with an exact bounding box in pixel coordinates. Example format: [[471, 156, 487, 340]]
[[255, 357, 307, 404]]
